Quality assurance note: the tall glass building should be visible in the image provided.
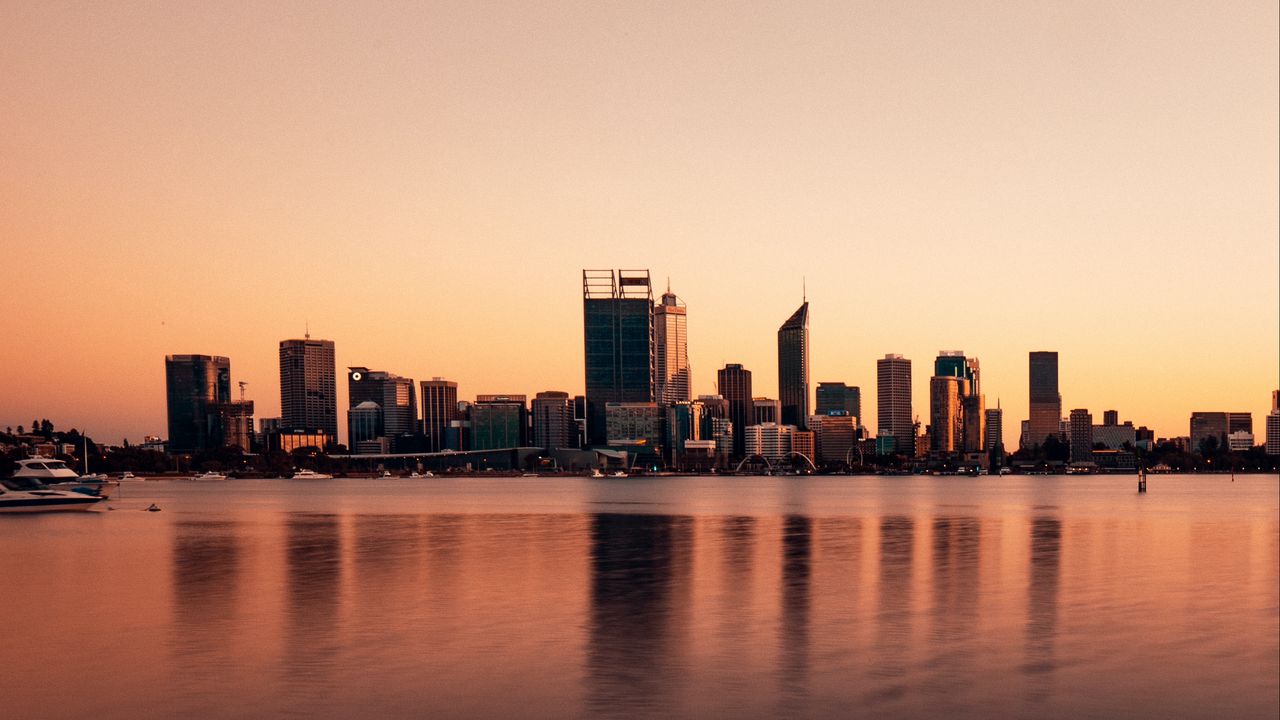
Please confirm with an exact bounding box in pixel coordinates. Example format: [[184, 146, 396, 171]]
[[716, 364, 753, 458], [654, 287, 690, 405], [583, 270, 655, 446], [279, 337, 337, 440], [777, 301, 809, 429], [877, 354, 913, 455], [165, 354, 231, 453], [815, 382, 861, 422], [346, 367, 416, 452], [1028, 351, 1061, 448]]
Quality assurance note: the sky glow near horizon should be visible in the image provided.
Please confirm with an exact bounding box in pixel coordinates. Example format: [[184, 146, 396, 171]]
[[1, 1, 1276, 444]]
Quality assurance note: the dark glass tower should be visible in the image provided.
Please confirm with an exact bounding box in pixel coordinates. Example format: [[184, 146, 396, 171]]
[[583, 270, 654, 446], [815, 382, 861, 421], [777, 302, 809, 429], [1028, 351, 1061, 448], [716, 364, 753, 458], [346, 367, 417, 450], [165, 354, 231, 453]]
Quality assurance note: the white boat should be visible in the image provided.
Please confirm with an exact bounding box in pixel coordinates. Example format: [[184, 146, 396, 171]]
[[118, 472, 143, 482], [0, 478, 106, 513], [611, 471, 628, 478], [408, 471, 435, 479], [291, 469, 333, 480], [14, 457, 113, 497], [590, 469, 605, 478], [191, 471, 227, 481]]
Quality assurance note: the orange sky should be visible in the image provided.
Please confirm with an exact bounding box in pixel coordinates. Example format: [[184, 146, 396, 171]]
[[1, 2, 1276, 444]]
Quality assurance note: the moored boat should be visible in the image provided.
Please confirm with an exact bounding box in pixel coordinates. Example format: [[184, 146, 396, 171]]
[[191, 471, 228, 481], [14, 457, 113, 497], [0, 478, 106, 513], [291, 469, 334, 480]]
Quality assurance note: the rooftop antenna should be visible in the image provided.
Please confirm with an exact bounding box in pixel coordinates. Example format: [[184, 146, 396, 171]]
[[239, 381, 248, 403], [305, 320, 310, 340], [667, 276, 671, 294], [802, 277, 806, 303]]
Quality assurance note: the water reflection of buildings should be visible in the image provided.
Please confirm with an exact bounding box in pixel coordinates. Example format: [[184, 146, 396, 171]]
[[283, 513, 343, 688], [869, 516, 914, 705], [778, 515, 812, 713], [170, 520, 241, 684], [587, 514, 693, 718], [1024, 516, 1062, 699], [928, 516, 981, 700]]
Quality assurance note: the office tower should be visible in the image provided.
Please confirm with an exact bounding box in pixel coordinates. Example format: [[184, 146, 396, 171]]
[[471, 394, 528, 450], [420, 378, 460, 452], [930, 376, 964, 453], [1103, 410, 1119, 426], [815, 382, 861, 423], [583, 269, 655, 446], [984, 405, 1003, 452], [279, 337, 337, 439], [877, 354, 913, 454], [753, 397, 781, 425], [933, 351, 985, 453], [792, 431, 815, 464], [1227, 412, 1253, 435], [717, 364, 753, 458], [654, 286, 690, 405], [532, 391, 574, 450], [697, 394, 729, 440], [1266, 391, 1280, 455], [744, 422, 793, 461], [1189, 412, 1229, 453], [348, 401, 384, 453], [1028, 351, 1061, 447], [210, 399, 254, 452], [573, 395, 587, 448], [606, 403, 666, 458], [347, 367, 416, 450], [667, 401, 704, 452], [817, 414, 857, 466], [165, 354, 231, 453], [1069, 409, 1093, 462], [777, 301, 810, 428]]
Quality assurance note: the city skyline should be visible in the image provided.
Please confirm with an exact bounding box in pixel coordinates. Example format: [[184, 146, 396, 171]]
[[1, 3, 1276, 445]]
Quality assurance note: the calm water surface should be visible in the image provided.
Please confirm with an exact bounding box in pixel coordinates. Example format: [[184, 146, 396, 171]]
[[3, 475, 1277, 719]]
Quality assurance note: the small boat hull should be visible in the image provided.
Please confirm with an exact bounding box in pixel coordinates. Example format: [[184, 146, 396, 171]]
[[0, 495, 105, 513]]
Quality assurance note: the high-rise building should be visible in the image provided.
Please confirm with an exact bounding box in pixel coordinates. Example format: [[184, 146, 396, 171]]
[[815, 382, 861, 424], [210, 400, 254, 451], [532, 391, 575, 450], [583, 269, 655, 446], [667, 400, 704, 458], [346, 367, 416, 451], [420, 378, 460, 452], [1265, 391, 1280, 455], [348, 401, 383, 451], [697, 394, 729, 441], [792, 431, 815, 465], [1190, 412, 1229, 453], [279, 337, 337, 440], [1028, 351, 1061, 447], [984, 405, 1004, 452], [717, 364, 753, 458], [605, 402, 665, 454], [1069, 409, 1093, 462], [777, 302, 810, 429], [165, 354, 231, 454], [817, 414, 857, 466], [929, 376, 964, 453], [753, 397, 781, 425], [877, 354, 913, 454], [744, 422, 794, 461], [1227, 412, 1253, 435], [1103, 410, 1119, 426], [471, 394, 528, 450], [932, 351, 984, 454], [654, 286, 690, 405], [962, 393, 985, 452]]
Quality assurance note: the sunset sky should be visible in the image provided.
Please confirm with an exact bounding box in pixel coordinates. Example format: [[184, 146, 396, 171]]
[[2, 1, 1276, 445]]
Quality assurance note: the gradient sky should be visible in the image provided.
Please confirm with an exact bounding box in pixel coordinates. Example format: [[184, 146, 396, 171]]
[[2, 1, 1276, 445]]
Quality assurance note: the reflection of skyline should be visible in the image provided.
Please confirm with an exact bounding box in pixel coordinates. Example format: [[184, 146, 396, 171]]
[[283, 513, 343, 689], [869, 515, 915, 705], [1024, 516, 1062, 699], [927, 516, 981, 702], [170, 520, 241, 679], [778, 515, 812, 714], [586, 513, 693, 718]]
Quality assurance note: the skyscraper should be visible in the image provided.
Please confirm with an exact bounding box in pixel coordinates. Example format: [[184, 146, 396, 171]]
[[717, 364, 753, 458], [347, 367, 416, 451], [815, 382, 862, 423], [1069, 409, 1093, 462], [654, 286, 690, 405], [280, 337, 337, 440], [420, 378, 460, 453], [929, 376, 964, 453], [877, 354, 913, 454], [532, 391, 575, 450], [984, 405, 1004, 452], [1266, 390, 1279, 456], [931, 351, 985, 453], [165, 354, 231, 453], [777, 301, 810, 428], [471, 394, 528, 450], [1028, 351, 1061, 447], [583, 269, 655, 446]]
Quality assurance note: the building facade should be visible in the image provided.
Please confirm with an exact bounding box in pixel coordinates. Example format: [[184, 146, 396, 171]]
[[421, 378, 460, 453], [279, 337, 337, 439], [929, 376, 964, 454], [777, 302, 810, 429], [984, 406, 1003, 452], [1028, 351, 1061, 448], [654, 287, 690, 405], [165, 354, 232, 454], [471, 395, 528, 450], [877, 354, 913, 455], [583, 269, 655, 446], [744, 422, 794, 461], [815, 382, 861, 425], [717, 364, 753, 458], [1069, 409, 1093, 462], [347, 367, 416, 451], [532, 391, 575, 451], [753, 397, 781, 425]]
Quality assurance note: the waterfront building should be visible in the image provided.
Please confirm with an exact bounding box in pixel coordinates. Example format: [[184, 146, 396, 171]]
[[1028, 351, 1061, 448], [279, 337, 337, 439], [1266, 395, 1280, 455], [347, 367, 416, 450], [1226, 431, 1254, 452], [1069, 409, 1093, 462], [817, 413, 857, 466], [348, 401, 382, 448], [266, 429, 329, 454], [532, 391, 575, 450], [1227, 412, 1253, 435], [654, 286, 690, 405], [1093, 421, 1137, 450], [210, 400, 254, 451], [792, 431, 815, 465], [165, 354, 231, 454], [929, 376, 964, 453], [777, 302, 810, 428], [744, 423, 794, 461], [582, 269, 655, 446], [984, 405, 1003, 452], [717, 364, 753, 458], [753, 397, 781, 425], [471, 395, 528, 450], [815, 382, 861, 423], [1189, 412, 1229, 453], [877, 354, 913, 455], [666, 401, 704, 458], [605, 402, 665, 455], [421, 378, 460, 452], [696, 394, 729, 441], [710, 418, 734, 461]]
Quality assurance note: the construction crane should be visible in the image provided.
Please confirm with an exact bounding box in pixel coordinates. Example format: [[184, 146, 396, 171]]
[[238, 381, 248, 402]]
